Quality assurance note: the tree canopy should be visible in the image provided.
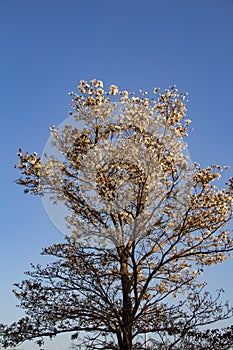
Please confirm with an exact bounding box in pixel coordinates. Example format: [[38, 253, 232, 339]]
[[1, 80, 233, 350]]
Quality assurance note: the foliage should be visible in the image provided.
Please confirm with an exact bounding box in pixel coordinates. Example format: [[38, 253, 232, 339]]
[[1, 80, 233, 350]]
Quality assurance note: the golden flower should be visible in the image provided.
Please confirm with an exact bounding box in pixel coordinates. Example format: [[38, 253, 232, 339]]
[[97, 80, 103, 87], [109, 85, 118, 95]]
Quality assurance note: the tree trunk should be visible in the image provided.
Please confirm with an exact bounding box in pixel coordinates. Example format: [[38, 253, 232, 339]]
[[118, 246, 133, 350]]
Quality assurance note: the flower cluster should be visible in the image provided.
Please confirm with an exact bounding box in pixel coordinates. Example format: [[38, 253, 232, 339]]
[[16, 79, 232, 255]]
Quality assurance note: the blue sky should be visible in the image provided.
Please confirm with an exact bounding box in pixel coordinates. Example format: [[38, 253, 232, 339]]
[[0, 0, 233, 349]]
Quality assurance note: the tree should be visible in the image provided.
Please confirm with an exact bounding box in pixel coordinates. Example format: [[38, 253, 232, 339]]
[[1, 80, 233, 350]]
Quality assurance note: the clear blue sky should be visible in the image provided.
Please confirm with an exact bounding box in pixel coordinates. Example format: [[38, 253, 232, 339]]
[[0, 0, 233, 349]]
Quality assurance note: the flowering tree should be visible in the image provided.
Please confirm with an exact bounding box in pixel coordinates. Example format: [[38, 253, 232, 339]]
[[1, 80, 233, 350]]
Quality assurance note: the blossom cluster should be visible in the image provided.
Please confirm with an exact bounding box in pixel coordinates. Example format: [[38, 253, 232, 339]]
[[16, 80, 232, 259]]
